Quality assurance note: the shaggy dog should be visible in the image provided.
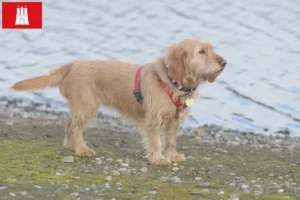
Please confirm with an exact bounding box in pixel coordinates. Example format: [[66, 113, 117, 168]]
[[10, 38, 226, 165]]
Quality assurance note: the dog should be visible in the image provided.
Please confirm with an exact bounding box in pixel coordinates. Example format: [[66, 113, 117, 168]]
[[10, 38, 226, 165]]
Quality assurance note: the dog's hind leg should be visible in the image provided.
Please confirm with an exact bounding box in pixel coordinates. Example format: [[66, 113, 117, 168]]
[[65, 96, 99, 157]]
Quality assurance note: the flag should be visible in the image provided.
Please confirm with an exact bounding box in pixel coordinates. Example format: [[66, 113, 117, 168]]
[[2, 2, 42, 29]]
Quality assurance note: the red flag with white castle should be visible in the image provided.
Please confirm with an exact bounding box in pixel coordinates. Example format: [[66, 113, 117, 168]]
[[2, 2, 42, 29]]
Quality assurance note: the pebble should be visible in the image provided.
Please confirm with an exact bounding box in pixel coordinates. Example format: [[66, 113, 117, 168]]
[[182, 146, 189, 150], [104, 166, 109, 171], [269, 173, 274, 177], [241, 184, 249, 189], [118, 168, 127, 172], [140, 167, 148, 173], [124, 158, 130, 164], [255, 191, 263, 195], [149, 191, 156, 195], [229, 183, 236, 187], [9, 192, 16, 197], [171, 176, 181, 184], [104, 183, 110, 189], [229, 194, 240, 200], [230, 173, 236, 176], [197, 182, 210, 188], [61, 156, 74, 163], [56, 172, 63, 176], [34, 185, 42, 189], [0, 185, 7, 190], [172, 167, 179, 172], [191, 191, 200, 195], [200, 189, 210, 193], [278, 189, 284, 193], [116, 183, 122, 188], [105, 176, 112, 181], [121, 163, 129, 167], [216, 165, 223, 168], [20, 191, 27, 196], [217, 190, 224, 195], [106, 158, 113, 163], [85, 188, 90, 191], [112, 170, 121, 176], [251, 180, 257, 183], [160, 176, 169, 182], [116, 159, 123, 164], [97, 160, 103, 164], [70, 192, 79, 197], [195, 177, 202, 181], [95, 158, 102, 161], [73, 176, 80, 180]]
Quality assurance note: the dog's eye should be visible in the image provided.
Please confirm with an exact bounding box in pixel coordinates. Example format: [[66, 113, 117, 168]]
[[199, 49, 206, 54]]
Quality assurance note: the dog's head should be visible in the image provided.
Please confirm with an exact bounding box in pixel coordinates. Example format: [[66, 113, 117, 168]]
[[164, 39, 226, 89]]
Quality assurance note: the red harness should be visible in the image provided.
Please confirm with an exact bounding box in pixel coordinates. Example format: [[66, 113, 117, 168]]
[[133, 67, 187, 110]]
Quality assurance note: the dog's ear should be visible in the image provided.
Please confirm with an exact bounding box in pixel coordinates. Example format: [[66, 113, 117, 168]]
[[164, 44, 187, 82]]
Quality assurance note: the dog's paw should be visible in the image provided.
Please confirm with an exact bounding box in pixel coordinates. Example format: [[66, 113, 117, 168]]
[[148, 153, 171, 165], [76, 148, 96, 157], [166, 153, 186, 163]]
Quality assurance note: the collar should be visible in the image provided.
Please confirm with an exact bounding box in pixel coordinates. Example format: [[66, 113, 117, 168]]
[[166, 66, 196, 92]]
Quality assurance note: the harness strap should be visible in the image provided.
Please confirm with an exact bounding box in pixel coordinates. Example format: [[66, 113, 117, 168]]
[[133, 67, 143, 104]]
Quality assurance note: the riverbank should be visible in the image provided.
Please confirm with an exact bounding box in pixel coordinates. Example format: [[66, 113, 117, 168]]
[[0, 105, 300, 199]]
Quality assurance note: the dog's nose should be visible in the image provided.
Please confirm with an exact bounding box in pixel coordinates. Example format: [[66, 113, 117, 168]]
[[220, 60, 227, 68]]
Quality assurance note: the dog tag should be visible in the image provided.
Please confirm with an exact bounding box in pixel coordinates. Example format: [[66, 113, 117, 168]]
[[185, 98, 194, 107]]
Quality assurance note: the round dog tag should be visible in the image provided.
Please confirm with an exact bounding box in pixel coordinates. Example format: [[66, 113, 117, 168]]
[[185, 98, 194, 107]]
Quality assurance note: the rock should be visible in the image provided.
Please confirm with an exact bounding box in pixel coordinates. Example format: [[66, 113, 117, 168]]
[[106, 158, 113, 163], [241, 184, 249, 189], [191, 191, 200, 195], [230, 173, 236, 176], [229, 183, 236, 187], [182, 146, 189, 150], [85, 188, 90, 191], [118, 168, 127, 172], [216, 165, 223, 168], [104, 166, 109, 171], [61, 156, 74, 163], [112, 170, 121, 176], [269, 173, 274, 177], [124, 158, 130, 164], [56, 172, 63, 176], [140, 167, 148, 173], [116, 183, 122, 188], [278, 189, 284, 193], [62, 184, 69, 189], [197, 182, 210, 188], [20, 191, 27, 196], [121, 163, 129, 167], [70, 192, 79, 197], [255, 191, 263, 195], [97, 160, 103, 164], [229, 194, 240, 200], [34, 185, 42, 189], [0, 185, 7, 190], [116, 159, 123, 164], [105, 176, 112, 181], [172, 167, 179, 172], [200, 189, 210, 193], [171, 176, 181, 184], [73, 176, 80, 180], [95, 157, 102, 161], [149, 191, 156, 195], [104, 183, 110, 189], [251, 180, 257, 183], [9, 192, 16, 197], [217, 190, 224, 195], [194, 177, 202, 181], [160, 176, 169, 182], [90, 184, 97, 188]]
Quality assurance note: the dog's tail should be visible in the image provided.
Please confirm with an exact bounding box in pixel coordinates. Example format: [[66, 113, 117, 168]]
[[10, 63, 73, 92]]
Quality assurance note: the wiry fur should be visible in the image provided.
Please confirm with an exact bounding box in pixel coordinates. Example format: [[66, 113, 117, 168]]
[[10, 38, 226, 165]]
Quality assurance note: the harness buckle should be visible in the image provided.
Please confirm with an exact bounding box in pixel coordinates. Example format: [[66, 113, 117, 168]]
[[134, 88, 143, 103]]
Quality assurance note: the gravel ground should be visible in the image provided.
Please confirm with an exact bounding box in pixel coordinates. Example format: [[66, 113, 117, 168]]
[[0, 103, 300, 199]]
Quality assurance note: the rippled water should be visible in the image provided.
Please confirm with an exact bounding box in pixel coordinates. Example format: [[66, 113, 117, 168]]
[[1, 0, 300, 135]]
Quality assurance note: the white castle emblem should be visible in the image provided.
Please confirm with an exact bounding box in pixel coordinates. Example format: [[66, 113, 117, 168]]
[[15, 6, 29, 25]]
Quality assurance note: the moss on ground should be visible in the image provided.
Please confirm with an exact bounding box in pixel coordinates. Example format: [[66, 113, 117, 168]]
[[0, 120, 300, 199]]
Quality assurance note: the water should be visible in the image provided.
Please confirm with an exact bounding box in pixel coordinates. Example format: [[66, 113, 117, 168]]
[[1, 0, 299, 136]]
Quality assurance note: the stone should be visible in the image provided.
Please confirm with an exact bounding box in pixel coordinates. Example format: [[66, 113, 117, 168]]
[[229, 194, 240, 200], [278, 189, 284, 193], [172, 167, 179, 172], [0, 185, 7, 190], [118, 168, 127, 172], [140, 167, 148, 173], [116, 159, 123, 164], [9, 192, 16, 197], [106, 158, 113, 163], [171, 176, 181, 184], [34, 185, 42, 189], [217, 190, 224, 195], [104, 166, 109, 171], [216, 165, 223, 168], [197, 182, 210, 188], [95, 157, 102, 161], [121, 163, 129, 167], [112, 170, 121, 176], [255, 191, 263, 195], [182, 146, 189, 150], [149, 191, 156, 195], [116, 183, 122, 188], [20, 191, 27, 196], [105, 176, 112, 181], [70, 192, 79, 197], [104, 183, 110, 189], [191, 191, 200, 195], [160, 176, 169, 182], [241, 184, 249, 189], [194, 177, 202, 181], [61, 156, 74, 163]]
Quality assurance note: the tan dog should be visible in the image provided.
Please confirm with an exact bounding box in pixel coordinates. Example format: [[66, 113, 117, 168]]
[[10, 38, 226, 165]]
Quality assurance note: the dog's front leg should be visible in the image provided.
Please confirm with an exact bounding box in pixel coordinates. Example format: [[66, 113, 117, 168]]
[[142, 120, 171, 165], [164, 121, 186, 163]]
